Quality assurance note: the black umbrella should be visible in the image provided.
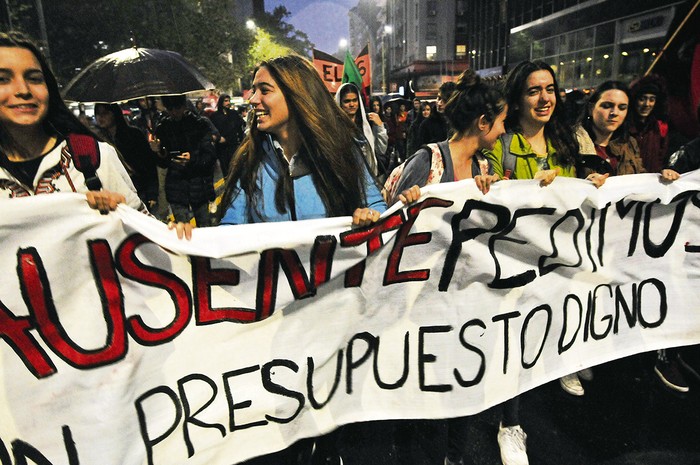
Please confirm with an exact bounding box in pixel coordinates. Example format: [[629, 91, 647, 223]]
[[381, 93, 411, 108], [62, 47, 215, 103]]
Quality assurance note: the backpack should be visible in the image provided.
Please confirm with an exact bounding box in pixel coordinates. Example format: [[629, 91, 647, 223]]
[[382, 143, 445, 204], [498, 133, 517, 180], [66, 133, 102, 191]]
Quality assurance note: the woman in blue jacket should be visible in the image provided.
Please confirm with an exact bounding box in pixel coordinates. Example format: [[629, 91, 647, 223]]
[[218, 55, 385, 226], [217, 54, 387, 465]]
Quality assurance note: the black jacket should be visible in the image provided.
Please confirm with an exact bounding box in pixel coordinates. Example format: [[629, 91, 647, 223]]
[[97, 125, 159, 202], [666, 137, 700, 174], [155, 112, 216, 206], [418, 114, 449, 147], [210, 109, 245, 151]]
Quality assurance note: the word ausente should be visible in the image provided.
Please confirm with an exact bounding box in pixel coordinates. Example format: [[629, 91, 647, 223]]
[[1, 173, 699, 465]]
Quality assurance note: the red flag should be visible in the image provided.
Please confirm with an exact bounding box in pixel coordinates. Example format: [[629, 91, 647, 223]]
[[355, 44, 371, 96], [312, 49, 343, 93]]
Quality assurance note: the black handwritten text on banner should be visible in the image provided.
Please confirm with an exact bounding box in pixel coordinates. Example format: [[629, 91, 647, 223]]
[[1, 172, 699, 464]]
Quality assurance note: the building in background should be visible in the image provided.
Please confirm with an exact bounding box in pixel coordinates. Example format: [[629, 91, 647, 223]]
[[349, 0, 385, 93], [383, 0, 469, 98], [468, 0, 696, 90], [234, 0, 265, 21], [372, 0, 696, 97]]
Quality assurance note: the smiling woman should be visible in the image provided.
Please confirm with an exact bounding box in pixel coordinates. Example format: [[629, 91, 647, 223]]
[[0, 31, 145, 214], [217, 54, 386, 226], [215, 53, 388, 465]]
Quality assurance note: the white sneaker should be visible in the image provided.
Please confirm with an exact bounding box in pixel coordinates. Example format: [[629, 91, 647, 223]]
[[559, 373, 584, 396], [497, 423, 529, 465], [577, 368, 594, 381]]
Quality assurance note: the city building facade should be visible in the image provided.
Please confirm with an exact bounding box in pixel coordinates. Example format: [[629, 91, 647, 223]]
[[468, 0, 694, 89], [377, 0, 695, 97], [383, 0, 469, 98]]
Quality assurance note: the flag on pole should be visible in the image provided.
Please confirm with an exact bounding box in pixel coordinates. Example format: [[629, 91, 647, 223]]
[[342, 49, 363, 89], [355, 44, 372, 95]]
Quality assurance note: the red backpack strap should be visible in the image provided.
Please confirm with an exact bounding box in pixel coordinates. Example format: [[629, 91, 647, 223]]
[[65, 133, 102, 191]]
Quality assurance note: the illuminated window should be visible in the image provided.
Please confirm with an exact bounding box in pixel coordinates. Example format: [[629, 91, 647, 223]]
[[456, 44, 467, 59], [426, 45, 437, 60]]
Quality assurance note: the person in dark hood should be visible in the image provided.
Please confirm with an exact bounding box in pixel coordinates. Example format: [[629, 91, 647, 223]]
[[94, 103, 159, 210], [629, 74, 669, 173], [209, 93, 245, 175]]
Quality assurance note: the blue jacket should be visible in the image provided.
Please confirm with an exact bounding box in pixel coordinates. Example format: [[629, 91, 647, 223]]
[[220, 136, 387, 224]]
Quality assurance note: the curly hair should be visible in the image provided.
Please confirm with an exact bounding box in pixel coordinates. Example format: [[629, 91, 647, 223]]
[[502, 60, 578, 168]]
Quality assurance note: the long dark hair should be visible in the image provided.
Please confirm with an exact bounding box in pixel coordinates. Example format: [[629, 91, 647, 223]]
[[95, 103, 129, 134], [444, 69, 505, 137], [503, 60, 578, 167], [0, 31, 93, 159], [338, 83, 363, 127], [369, 96, 384, 122], [218, 55, 369, 222], [583, 80, 632, 143], [629, 74, 667, 126]]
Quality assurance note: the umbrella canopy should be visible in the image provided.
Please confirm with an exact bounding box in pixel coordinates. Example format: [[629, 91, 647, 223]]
[[62, 47, 215, 103], [381, 93, 411, 108]]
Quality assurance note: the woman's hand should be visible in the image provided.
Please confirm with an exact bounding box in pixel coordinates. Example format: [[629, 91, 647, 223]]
[[586, 172, 609, 188], [367, 112, 383, 126], [534, 168, 560, 187], [398, 185, 421, 204], [85, 190, 126, 214], [474, 174, 500, 194], [168, 221, 194, 240], [352, 208, 382, 227], [660, 169, 680, 182]]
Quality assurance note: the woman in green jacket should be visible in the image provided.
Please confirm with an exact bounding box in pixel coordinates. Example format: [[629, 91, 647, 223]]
[[484, 60, 580, 465], [485, 61, 578, 186]]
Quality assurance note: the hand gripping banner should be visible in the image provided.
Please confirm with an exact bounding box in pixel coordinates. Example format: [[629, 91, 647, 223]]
[[1, 172, 700, 464]]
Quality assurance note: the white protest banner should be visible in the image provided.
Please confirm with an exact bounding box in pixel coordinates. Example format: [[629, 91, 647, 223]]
[[1, 172, 700, 465]]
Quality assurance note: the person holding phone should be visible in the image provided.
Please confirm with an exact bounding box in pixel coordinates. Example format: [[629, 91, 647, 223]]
[[149, 94, 216, 227]]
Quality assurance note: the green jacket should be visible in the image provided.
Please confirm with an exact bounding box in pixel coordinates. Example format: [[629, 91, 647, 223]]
[[485, 132, 577, 180]]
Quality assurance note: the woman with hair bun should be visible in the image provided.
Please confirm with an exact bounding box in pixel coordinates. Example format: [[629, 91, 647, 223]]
[[387, 68, 506, 206], [388, 68, 506, 465]]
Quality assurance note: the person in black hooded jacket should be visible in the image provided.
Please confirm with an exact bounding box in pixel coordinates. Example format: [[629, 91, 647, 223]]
[[149, 94, 216, 227], [209, 93, 245, 175], [94, 103, 159, 210]]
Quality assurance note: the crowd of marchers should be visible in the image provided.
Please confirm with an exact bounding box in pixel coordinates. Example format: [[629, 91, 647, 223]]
[[1, 28, 699, 465]]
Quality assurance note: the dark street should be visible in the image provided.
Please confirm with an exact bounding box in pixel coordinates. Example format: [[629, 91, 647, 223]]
[[457, 348, 700, 465]]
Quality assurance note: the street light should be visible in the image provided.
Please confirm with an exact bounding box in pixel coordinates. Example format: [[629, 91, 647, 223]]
[[382, 25, 393, 93], [246, 19, 256, 31], [339, 38, 348, 50]]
